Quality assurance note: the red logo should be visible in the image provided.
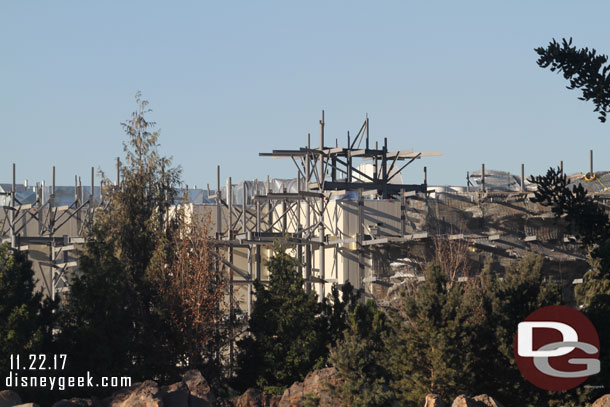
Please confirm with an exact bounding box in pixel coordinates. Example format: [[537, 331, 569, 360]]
[[513, 305, 600, 391]]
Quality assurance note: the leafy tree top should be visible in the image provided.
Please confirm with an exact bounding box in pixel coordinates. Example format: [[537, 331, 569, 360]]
[[535, 38, 610, 122]]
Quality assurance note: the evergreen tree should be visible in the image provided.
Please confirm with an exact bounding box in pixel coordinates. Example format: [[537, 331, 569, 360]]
[[385, 263, 480, 405], [382, 253, 562, 406], [236, 243, 328, 393], [477, 255, 562, 406], [535, 38, 610, 122], [529, 164, 610, 403], [0, 243, 56, 404], [328, 300, 392, 407], [60, 92, 183, 384]]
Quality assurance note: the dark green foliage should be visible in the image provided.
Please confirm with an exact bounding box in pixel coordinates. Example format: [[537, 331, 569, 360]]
[[529, 167, 610, 248], [323, 281, 361, 346], [0, 243, 57, 404], [328, 300, 392, 407], [377, 254, 562, 407], [535, 38, 610, 122], [236, 244, 361, 394], [529, 165, 610, 403], [59, 93, 183, 388], [385, 264, 482, 405], [236, 243, 327, 392], [477, 256, 563, 406], [57, 232, 134, 381]]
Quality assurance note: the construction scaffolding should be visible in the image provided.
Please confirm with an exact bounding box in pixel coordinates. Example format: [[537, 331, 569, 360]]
[[0, 162, 120, 300], [2, 113, 607, 313]]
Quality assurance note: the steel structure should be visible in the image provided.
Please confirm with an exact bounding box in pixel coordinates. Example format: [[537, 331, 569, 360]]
[[0, 161, 120, 300], [211, 112, 441, 311]]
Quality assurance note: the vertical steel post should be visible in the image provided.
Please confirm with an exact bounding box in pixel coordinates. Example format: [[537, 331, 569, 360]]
[[114, 157, 119, 187], [382, 137, 388, 198], [424, 166, 428, 187], [216, 166, 221, 238], [481, 164, 485, 192], [319, 111, 325, 188], [365, 114, 369, 150], [51, 166, 56, 208], [305, 134, 312, 293], [227, 177, 234, 376], [242, 182, 247, 233], [319, 111, 325, 298], [10, 163, 16, 248], [255, 197, 261, 282], [521, 164, 525, 192], [400, 188, 406, 236], [358, 188, 364, 291], [590, 149, 594, 176], [90, 167, 94, 206]]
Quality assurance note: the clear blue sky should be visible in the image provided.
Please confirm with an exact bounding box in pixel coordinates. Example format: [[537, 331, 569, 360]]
[[2, 1, 610, 188]]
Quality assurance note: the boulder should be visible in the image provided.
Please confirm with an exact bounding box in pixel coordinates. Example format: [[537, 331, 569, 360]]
[[160, 381, 189, 407], [181, 370, 215, 407], [105, 380, 163, 407], [472, 394, 503, 407], [424, 394, 447, 407], [593, 394, 610, 407], [451, 395, 478, 407], [278, 368, 340, 407], [451, 395, 503, 407], [232, 388, 279, 407], [0, 391, 22, 407]]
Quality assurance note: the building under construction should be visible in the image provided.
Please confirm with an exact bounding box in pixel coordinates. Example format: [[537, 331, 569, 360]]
[[2, 112, 608, 312]]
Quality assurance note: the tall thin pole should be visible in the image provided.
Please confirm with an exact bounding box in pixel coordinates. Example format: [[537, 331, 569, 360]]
[[319, 110, 325, 188], [365, 114, 369, 149], [227, 177, 234, 375], [10, 163, 16, 248], [216, 166, 221, 237], [521, 164, 525, 192], [590, 149, 594, 176], [306, 134, 312, 293], [116, 157, 121, 186], [319, 111, 325, 298]]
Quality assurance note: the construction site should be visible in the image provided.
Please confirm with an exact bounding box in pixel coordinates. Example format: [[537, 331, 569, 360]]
[[1, 112, 608, 313]]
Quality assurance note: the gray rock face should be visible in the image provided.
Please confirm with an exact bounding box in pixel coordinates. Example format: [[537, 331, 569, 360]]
[[278, 368, 340, 407], [472, 394, 503, 407], [101, 370, 216, 407], [231, 388, 279, 407], [181, 370, 215, 407], [451, 394, 504, 407], [104, 380, 163, 407], [0, 390, 22, 407]]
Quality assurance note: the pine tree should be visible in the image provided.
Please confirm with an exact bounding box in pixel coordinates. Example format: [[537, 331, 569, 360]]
[[385, 263, 480, 405], [236, 243, 327, 393], [328, 300, 393, 407], [535, 38, 610, 122], [0, 243, 56, 404], [529, 164, 610, 403], [476, 255, 563, 406], [60, 92, 183, 384]]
